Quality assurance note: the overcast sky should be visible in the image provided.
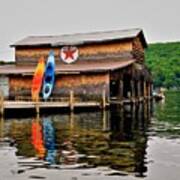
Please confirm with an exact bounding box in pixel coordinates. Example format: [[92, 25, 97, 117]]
[[0, 0, 180, 61]]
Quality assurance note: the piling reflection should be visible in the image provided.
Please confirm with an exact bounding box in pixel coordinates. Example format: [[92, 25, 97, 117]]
[[0, 116, 4, 140], [5, 102, 151, 176]]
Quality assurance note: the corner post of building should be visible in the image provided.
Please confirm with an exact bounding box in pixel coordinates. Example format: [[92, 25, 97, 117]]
[[69, 90, 74, 112]]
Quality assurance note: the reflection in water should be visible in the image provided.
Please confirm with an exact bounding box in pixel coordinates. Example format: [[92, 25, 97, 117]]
[[151, 91, 180, 137], [4, 102, 152, 177], [0, 116, 4, 139], [31, 116, 45, 159], [109, 104, 149, 176], [42, 117, 56, 164]]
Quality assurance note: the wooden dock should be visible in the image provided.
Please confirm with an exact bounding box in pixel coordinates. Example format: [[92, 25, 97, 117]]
[[0, 88, 152, 116], [3, 100, 106, 109], [2, 97, 151, 110], [0, 90, 109, 115]]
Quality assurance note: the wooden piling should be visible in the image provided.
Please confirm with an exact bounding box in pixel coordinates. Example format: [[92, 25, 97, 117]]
[[148, 82, 151, 98], [131, 80, 135, 102], [118, 79, 124, 100], [131, 103, 136, 129], [0, 91, 4, 116], [143, 81, 147, 98], [120, 106, 124, 132], [137, 81, 141, 100], [69, 90, 74, 111], [102, 109, 107, 131], [102, 89, 106, 109], [35, 95, 40, 115]]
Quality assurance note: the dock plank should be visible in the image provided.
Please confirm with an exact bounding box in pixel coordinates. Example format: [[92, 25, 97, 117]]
[[3, 101, 102, 109]]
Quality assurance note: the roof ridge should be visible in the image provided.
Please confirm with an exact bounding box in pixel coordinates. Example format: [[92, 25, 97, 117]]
[[24, 28, 142, 38], [11, 28, 147, 47]]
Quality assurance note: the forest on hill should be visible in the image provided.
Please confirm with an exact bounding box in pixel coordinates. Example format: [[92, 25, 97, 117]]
[[145, 42, 180, 89]]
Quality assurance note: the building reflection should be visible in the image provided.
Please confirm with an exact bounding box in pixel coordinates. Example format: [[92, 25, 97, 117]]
[[109, 103, 149, 177], [6, 102, 151, 176], [54, 103, 151, 177]]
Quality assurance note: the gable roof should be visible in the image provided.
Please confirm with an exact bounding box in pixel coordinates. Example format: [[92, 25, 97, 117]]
[[11, 28, 147, 48]]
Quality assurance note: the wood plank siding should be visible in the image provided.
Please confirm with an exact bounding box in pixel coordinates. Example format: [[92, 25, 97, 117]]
[[132, 37, 145, 63], [15, 40, 133, 66], [9, 73, 110, 101]]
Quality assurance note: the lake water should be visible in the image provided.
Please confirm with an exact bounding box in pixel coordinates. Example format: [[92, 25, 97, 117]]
[[0, 91, 180, 180]]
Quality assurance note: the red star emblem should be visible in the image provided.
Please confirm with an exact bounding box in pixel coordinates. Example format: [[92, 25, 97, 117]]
[[63, 47, 76, 60]]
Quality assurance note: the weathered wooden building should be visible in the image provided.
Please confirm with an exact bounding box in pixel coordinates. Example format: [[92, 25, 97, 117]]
[[0, 28, 152, 105]]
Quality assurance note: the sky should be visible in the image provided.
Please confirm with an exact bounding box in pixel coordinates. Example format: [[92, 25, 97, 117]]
[[0, 0, 180, 61]]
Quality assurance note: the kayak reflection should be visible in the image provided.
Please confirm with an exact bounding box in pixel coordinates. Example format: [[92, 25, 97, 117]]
[[42, 116, 57, 164], [31, 116, 45, 159]]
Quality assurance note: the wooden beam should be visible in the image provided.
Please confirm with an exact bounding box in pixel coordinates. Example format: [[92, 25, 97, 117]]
[[102, 89, 106, 109], [69, 90, 74, 112]]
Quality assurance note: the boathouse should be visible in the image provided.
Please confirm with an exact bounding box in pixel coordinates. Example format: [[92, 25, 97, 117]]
[[0, 28, 152, 108]]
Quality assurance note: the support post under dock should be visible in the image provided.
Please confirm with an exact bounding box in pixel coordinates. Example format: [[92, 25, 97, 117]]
[[69, 90, 74, 112], [102, 89, 106, 109], [35, 97, 40, 115], [0, 91, 4, 116]]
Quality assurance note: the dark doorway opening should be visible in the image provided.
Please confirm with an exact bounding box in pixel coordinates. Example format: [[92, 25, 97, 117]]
[[110, 80, 119, 98], [123, 74, 131, 98]]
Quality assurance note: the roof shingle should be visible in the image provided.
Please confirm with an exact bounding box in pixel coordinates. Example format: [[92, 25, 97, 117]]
[[0, 59, 135, 75]]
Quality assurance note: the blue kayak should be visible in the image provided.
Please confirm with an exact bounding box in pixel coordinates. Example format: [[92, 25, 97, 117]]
[[42, 51, 55, 100]]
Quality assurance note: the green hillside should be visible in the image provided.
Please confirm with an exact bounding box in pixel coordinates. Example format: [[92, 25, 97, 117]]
[[145, 42, 180, 89]]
